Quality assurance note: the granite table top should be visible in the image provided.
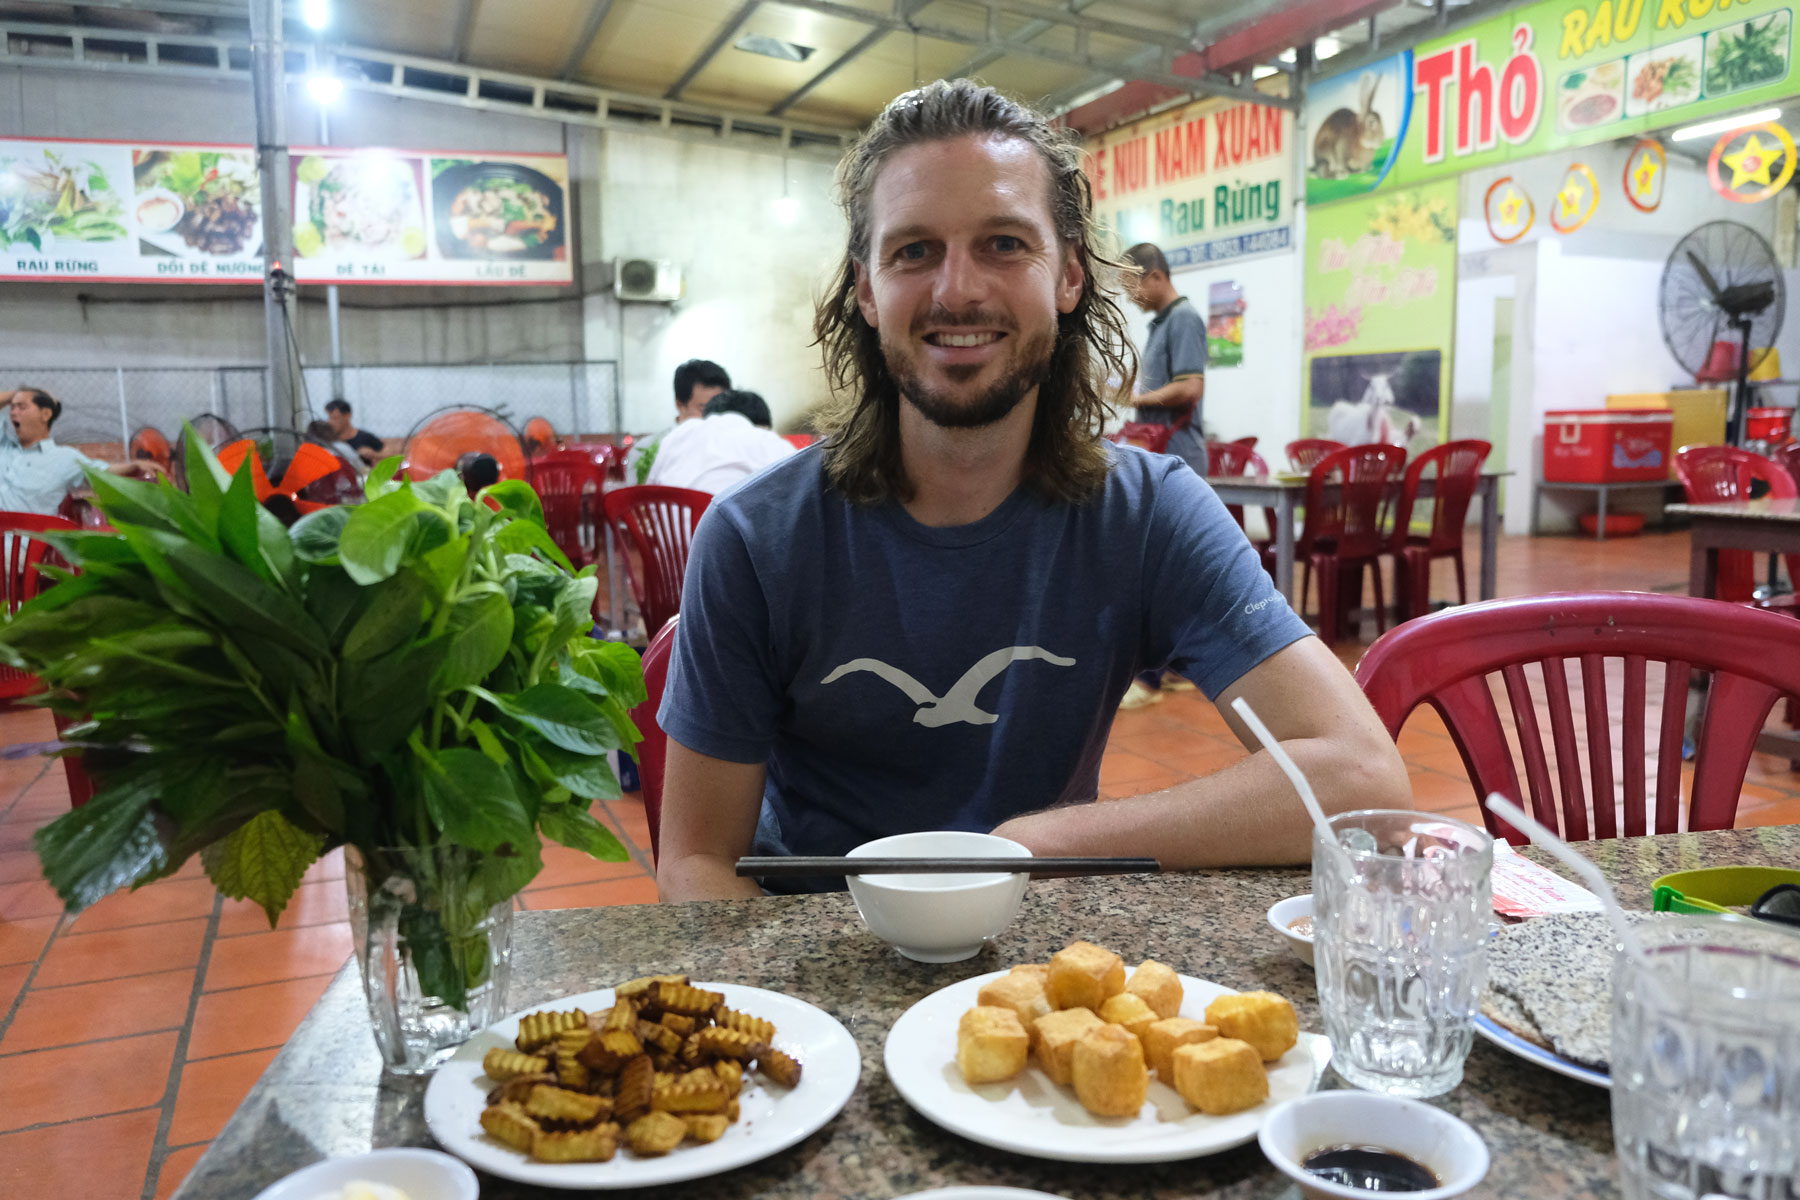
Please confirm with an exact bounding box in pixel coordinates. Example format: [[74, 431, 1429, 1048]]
[[1667, 497, 1800, 522], [174, 825, 1800, 1200]]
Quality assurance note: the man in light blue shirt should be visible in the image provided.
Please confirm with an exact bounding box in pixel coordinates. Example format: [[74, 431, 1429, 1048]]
[[1, 388, 158, 516]]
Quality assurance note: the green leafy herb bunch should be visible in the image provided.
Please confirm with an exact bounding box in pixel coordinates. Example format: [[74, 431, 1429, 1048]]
[[5, 432, 645, 947]]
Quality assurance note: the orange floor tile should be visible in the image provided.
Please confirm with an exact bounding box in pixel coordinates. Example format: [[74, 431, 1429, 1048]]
[[0, 528, 1796, 1199]]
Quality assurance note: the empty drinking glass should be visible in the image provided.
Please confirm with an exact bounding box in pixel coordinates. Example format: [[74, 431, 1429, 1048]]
[[1313, 809, 1494, 1098], [1611, 916, 1800, 1200]]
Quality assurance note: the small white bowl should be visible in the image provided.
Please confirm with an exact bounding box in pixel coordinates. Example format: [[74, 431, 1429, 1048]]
[[250, 1148, 478, 1200], [1268, 894, 1316, 967], [845, 831, 1030, 962], [134, 186, 185, 233], [1258, 1091, 1490, 1200]]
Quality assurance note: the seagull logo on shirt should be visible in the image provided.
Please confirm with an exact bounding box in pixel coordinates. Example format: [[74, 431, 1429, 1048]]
[[821, 646, 1076, 728]]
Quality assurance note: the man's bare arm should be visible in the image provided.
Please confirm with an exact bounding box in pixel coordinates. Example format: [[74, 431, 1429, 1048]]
[[1132, 374, 1204, 410], [655, 739, 767, 902], [990, 638, 1408, 867]]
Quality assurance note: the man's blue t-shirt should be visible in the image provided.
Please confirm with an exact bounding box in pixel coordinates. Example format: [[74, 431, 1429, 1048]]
[[658, 442, 1311, 891]]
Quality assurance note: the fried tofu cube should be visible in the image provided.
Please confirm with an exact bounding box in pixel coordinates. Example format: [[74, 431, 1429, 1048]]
[[1071, 1023, 1148, 1117], [957, 1006, 1030, 1085], [682, 1113, 731, 1143], [1031, 1006, 1106, 1085], [1124, 960, 1184, 1020], [1047, 941, 1126, 1011], [531, 1124, 618, 1163], [1142, 1017, 1218, 1078], [1171, 1037, 1268, 1115], [977, 971, 1053, 1037], [1011, 963, 1050, 983], [625, 1110, 688, 1156], [479, 1102, 540, 1153], [1098, 992, 1159, 1041], [1204, 991, 1299, 1062]]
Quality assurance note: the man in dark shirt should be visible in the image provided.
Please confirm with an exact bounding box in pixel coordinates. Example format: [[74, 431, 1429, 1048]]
[[324, 400, 385, 464]]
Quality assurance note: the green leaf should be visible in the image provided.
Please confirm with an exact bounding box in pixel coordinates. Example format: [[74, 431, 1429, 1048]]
[[83, 467, 182, 534], [412, 469, 466, 510], [550, 575, 599, 645], [338, 488, 425, 584], [341, 635, 451, 757], [433, 589, 514, 692], [286, 701, 346, 833], [200, 810, 325, 927], [216, 463, 267, 582], [502, 553, 565, 608], [527, 735, 622, 801], [365, 456, 402, 497], [32, 773, 167, 911], [539, 803, 629, 862], [155, 532, 330, 658], [493, 517, 573, 574], [340, 568, 427, 662], [415, 534, 470, 599], [484, 479, 544, 527], [569, 640, 650, 709], [417, 744, 536, 853], [303, 565, 368, 645], [473, 682, 620, 754], [291, 505, 351, 564]]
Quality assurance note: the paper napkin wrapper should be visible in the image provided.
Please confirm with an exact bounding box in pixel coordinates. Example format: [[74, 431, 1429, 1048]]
[[1492, 839, 1605, 920]]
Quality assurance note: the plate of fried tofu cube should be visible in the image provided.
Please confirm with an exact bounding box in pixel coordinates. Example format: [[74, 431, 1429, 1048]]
[[883, 941, 1332, 1163], [423, 978, 861, 1188]]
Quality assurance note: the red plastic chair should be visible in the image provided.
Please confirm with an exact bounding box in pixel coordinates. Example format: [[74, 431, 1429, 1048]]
[[1287, 438, 1347, 471], [628, 615, 678, 865], [1674, 445, 1799, 604], [1356, 592, 1800, 841], [1774, 442, 1800, 493], [782, 434, 816, 450], [1281, 444, 1406, 646], [0, 513, 78, 703], [602, 486, 712, 639], [1389, 439, 1491, 621], [526, 453, 603, 568], [1204, 440, 1259, 533]]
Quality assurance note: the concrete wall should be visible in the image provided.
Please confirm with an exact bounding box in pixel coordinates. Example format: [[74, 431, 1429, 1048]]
[[0, 64, 845, 435]]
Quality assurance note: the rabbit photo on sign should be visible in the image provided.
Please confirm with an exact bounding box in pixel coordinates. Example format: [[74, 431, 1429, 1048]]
[[1312, 73, 1386, 179]]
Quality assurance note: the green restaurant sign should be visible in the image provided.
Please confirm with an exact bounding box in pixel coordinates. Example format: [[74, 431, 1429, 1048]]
[[1305, 0, 1800, 204]]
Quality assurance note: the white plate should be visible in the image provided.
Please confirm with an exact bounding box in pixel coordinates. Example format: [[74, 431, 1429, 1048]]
[[884, 971, 1331, 1164], [1473, 1014, 1609, 1089], [423, 983, 861, 1190], [895, 1190, 1069, 1199]]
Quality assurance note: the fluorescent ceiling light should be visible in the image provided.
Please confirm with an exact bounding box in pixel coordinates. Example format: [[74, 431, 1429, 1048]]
[[302, 0, 330, 31], [1252, 64, 1280, 80], [735, 33, 814, 62], [305, 73, 344, 104], [1279, 48, 1296, 63], [1670, 107, 1782, 141], [1315, 35, 1342, 59]]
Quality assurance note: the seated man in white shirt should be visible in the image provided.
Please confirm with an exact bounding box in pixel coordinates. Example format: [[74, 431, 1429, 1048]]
[[646, 389, 797, 495], [0, 388, 160, 516]]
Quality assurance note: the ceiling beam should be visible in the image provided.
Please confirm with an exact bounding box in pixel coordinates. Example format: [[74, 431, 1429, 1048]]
[[665, 0, 760, 101], [558, 0, 616, 80], [768, 0, 1293, 111], [946, 0, 1104, 81], [448, 0, 479, 62], [768, 24, 886, 116]]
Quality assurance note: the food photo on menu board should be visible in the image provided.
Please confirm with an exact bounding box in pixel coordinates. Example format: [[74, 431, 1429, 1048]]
[[0, 142, 130, 257], [429, 156, 567, 261], [131, 148, 263, 260], [291, 151, 428, 266]]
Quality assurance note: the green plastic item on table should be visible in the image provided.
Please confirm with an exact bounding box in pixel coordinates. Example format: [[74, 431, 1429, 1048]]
[[1652, 866, 1800, 915]]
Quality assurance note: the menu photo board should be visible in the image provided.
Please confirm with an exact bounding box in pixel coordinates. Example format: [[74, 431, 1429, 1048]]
[[0, 137, 573, 285]]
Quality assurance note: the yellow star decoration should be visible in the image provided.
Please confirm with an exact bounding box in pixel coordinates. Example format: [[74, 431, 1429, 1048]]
[[1498, 187, 1523, 226], [1633, 155, 1660, 198], [1557, 178, 1585, 219], [1723, 134, 1780, 189]]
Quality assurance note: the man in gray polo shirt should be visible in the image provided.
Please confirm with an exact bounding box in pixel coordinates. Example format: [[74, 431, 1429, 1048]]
[[1123, 242, 1207, 476], [1, 388, 158, 515]]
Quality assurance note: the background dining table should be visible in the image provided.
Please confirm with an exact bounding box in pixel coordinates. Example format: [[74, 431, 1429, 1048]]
[[172, 824, 1798, 1200]]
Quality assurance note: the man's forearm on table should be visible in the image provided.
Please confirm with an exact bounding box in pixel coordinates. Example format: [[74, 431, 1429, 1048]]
[[991, 737, 1410, 869], [656, 852, 764, 902]]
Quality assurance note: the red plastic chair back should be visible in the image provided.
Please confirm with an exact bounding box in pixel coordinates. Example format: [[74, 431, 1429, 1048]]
[[1231, 436, 1258, 449], [1776, 442, 1800, 490], [1357, 592, 1800, 841], [629, 615, 678, 865], [602, 486, 711, 638], [1674, 445, 1798, 603], [782, 434, 816, 450], [526, 456, 602, 568], [1392, 440, 1491, 554], [0, 513, 78, 702], [1204, 440, 1257, 477], [1287, 438, 1347, 471], [1297, 444, 1406, 560]]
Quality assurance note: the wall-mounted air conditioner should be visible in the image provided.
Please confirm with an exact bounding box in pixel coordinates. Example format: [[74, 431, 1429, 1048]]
[[615, 257, 683, 302]]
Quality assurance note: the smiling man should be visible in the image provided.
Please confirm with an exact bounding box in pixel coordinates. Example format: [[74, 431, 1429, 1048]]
[[654, 81, 1408, 902], [1, 388, 160, 516]]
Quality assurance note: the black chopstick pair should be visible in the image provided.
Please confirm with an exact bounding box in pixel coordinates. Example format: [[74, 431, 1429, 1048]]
[[735, 856, 1160, 879]]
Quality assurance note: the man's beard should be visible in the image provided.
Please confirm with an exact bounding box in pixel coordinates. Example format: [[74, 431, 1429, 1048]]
[[884, 322, 1058, 430]]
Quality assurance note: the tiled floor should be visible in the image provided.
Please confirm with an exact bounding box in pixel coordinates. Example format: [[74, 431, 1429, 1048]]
[[1, 528, 1797, 1199]]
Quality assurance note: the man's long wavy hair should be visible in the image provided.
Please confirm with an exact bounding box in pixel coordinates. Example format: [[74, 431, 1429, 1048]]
[[813, 80, 1137, 506]]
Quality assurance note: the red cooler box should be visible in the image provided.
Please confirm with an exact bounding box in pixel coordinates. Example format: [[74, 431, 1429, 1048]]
[[1543, 409, 1674, 482]]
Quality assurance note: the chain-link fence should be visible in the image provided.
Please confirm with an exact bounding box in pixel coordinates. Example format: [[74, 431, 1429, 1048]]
[[5, 362, 622, 453]]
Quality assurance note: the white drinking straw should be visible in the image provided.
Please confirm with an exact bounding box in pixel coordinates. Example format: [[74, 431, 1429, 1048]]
[[1230, 696, 1334, 846], [1482, 793, 1657, 976]]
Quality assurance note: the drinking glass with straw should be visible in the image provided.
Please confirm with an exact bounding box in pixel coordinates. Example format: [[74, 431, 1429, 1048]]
[[1233, 698, 1494, 1098]]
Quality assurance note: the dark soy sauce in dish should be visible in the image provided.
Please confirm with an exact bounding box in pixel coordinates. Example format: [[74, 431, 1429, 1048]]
[[1303, 1145, 1439, 1192]]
